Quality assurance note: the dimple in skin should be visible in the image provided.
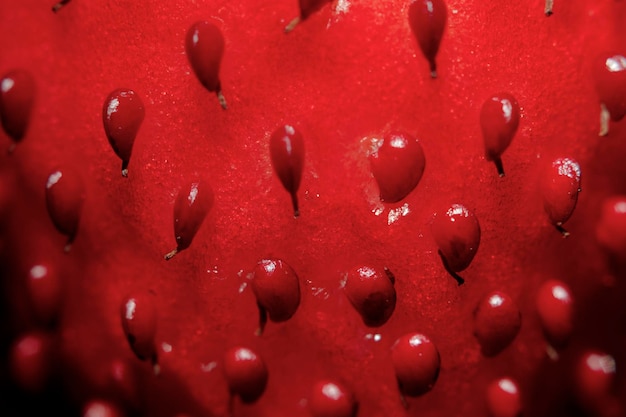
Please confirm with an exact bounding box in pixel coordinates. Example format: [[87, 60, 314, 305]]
[[251, 258, 301, 335], [0, 69, 36, 153], [164, 180, 214, 260], [285, 0, 334, 32], [185, 21, 227, 110], [45, 167, 86, 252], [408, 0, 448, 78], [51, 0, 71, 12], [539, 157, 581, 237], [269, 125, 305, 217], [479, 93, 520, 177], [102, 88, 145, 177]]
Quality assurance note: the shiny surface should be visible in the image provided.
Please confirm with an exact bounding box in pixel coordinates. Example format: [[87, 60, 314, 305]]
[[596, 195, 626, 258], [343, 265, 396, 327], [479, 93, 520, 175], [391, 333, 440, 397], [369, 132, 426, 203], [26, 263, 62, 325], [269, 124, 305, 217], [539, 157, 581, 229], [431, 203, 480, 273], [119, 292, 158, 365], [473, 291, 521, 357], [44, 167, 86, 246], [9, 332, 52, 393], [309, 380, 357, 417], [102, 88, 145, 176], [251, 258, 301, 325], [485, 377, 521, 417], [593, 53, 626, 122], [185, 21, 224, 94], [222, 346, 268, 403], [171, 179, 214, 253], [535, 280, 573, 347], [408, 0, 448, 77], [0, 69, 36, 144]]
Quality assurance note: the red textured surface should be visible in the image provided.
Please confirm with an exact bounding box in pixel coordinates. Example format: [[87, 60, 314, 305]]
[[1, 0, 626, 416]]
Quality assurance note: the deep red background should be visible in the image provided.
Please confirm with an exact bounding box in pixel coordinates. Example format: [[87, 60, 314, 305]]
[[1, 0, 625, 416]]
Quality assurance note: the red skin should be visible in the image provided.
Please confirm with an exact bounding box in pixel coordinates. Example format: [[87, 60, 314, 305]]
[[120, 292, 158, 371], [9, 331, 54, 392], [369, 132, 426, 204], [82, 400, 123, 417], [535, 279, 573, 347], [596, 196, 626, 259], [0, 69, 36, 150], [485, 377, 522, 417], [575, 351, 616, 410], [222, 346, 268, 403], [185, 21, 226, 108], [592, 53, 626, 122], [539, 157, 581, 236], [309, 380, 358, 417], [473, 291, 521, 357], [26, 263, 63, 325], [251, 258, 301, 335], [408, 0, 448, 78], [102, 88, 145, 177], [269, 125, 305, 217], [343, 265, 396, 327], [165, 180, 214, 260], [390, 333, 440, 398], [45, 167, 86, 251], [479, 93, 520, 177], [431, 204, 481, 274]]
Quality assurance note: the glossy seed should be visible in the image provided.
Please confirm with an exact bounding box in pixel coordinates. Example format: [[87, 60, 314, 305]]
[[164, 180, 214, 260], [45, 167, 86, 252], [592, 53, 626, 136], [285, 0, 333, 32], [185, 21, 227, 109], [269, 125, 305, 217], [223, 346, 268, 404], [539, 157, 581, 237], [343, 265, 396, 327], [408, 0, 448, 78], [391, 333, 440, 402], [0, 69, 36, 152], [369, 132, 426, 203], [309, 379, 358, 417], [473, 291, 521, 357], [120, 292, 159, 374], [480, 93, 520, 177], [486, 377, 522, 417], [102, 88, 145, 177], [536, 280, 573, 347]]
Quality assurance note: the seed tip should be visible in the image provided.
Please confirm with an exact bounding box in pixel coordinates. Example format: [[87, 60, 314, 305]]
[[121, 168, 129, 177], [164, 248, 178, 260], [285, 17, 301, 33], [217, 91, 228, 110]]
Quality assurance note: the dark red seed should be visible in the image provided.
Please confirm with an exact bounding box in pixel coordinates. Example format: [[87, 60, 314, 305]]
[[120, 292, 159, 374], [83, 400, 123, 417], [343, 265, 396, 327], [575, 351, 616, 408], [539, 157, 581, 237], [102, 89, 145, 177], [479, 93, 520, 177], [309, 380, 358, 417], [390, 333, 440, 399], [164, 180, 214, 260], [431, 204, 480, 278], [408, 0, 448, 78], [223, 346, 268, 403], [596, 196, 626, 259], [185, 21, 227, 109], [45, 167, 86, 252], [473, 291, 521, 357], [0, 69, 36, 152], [251, 258, 301, 335], [26, 263, 62, 325], [9, 332, 53, 392], [535, 280, 573, 347], [285, 0, 333, 32], [369, 132, 426, 203], [269, 124, 305, 217], [592, 53, 626, 136], [485, 377, 522, 417], [52, 0, 71, 12]]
